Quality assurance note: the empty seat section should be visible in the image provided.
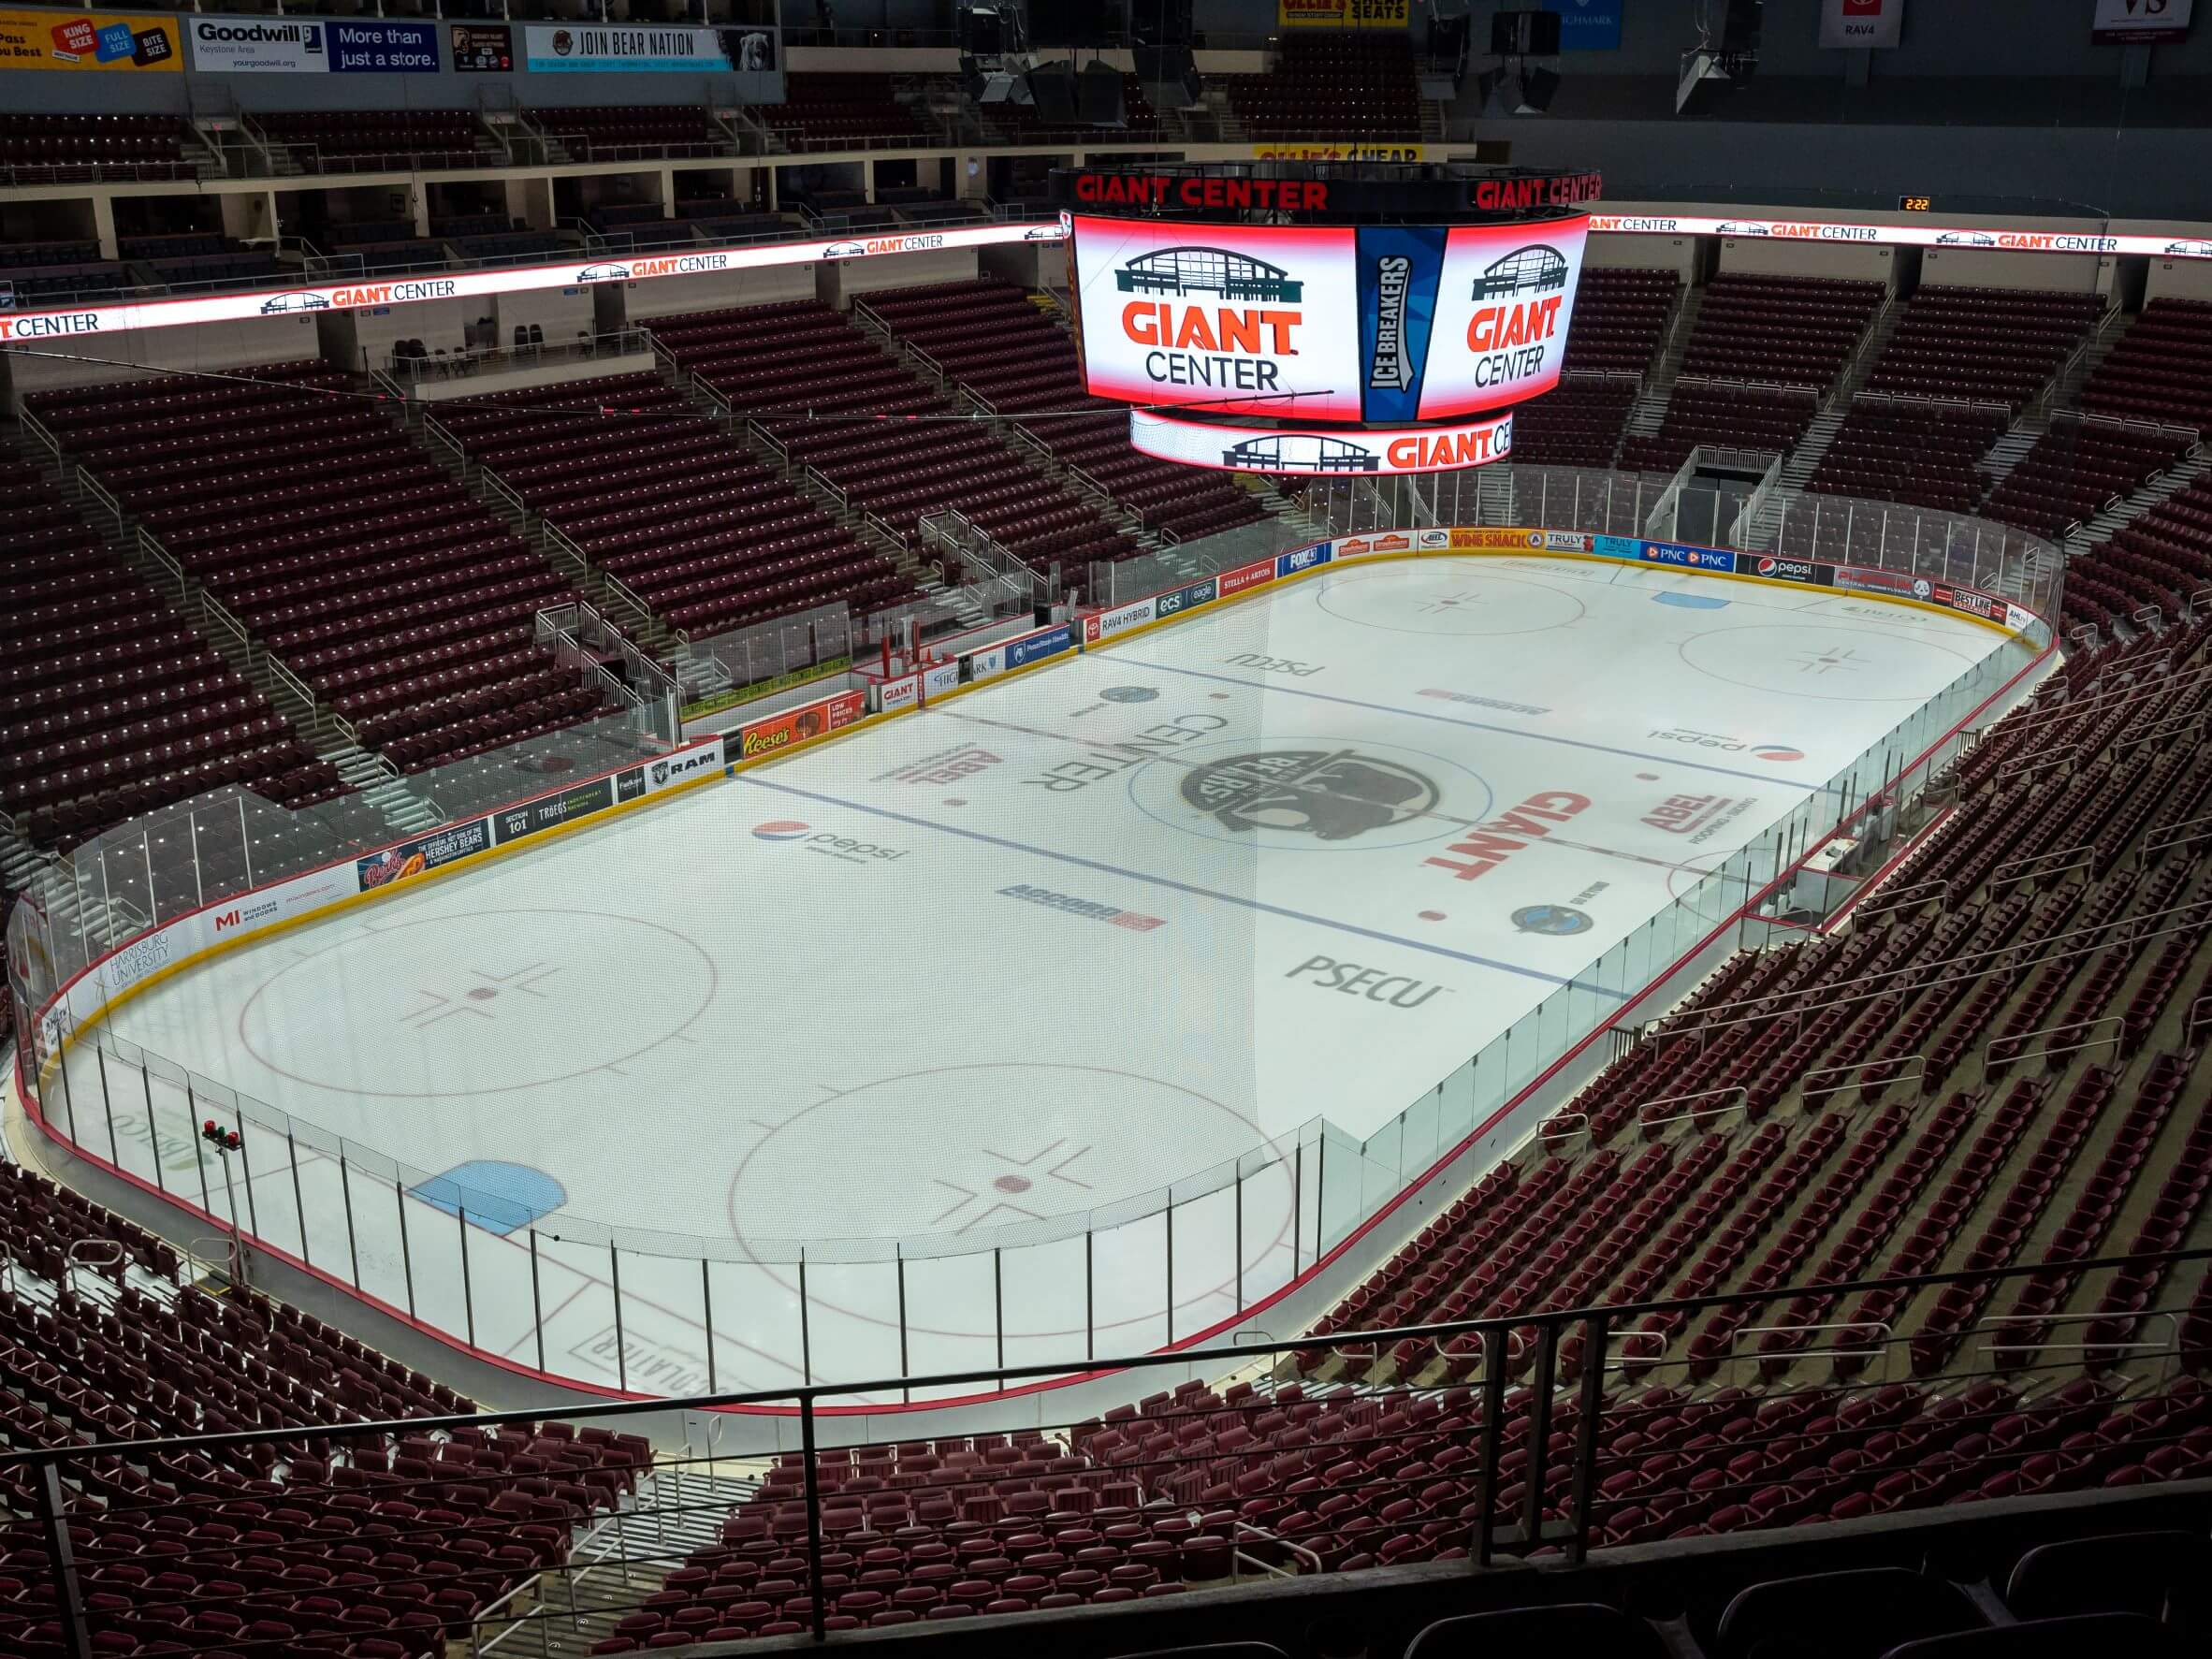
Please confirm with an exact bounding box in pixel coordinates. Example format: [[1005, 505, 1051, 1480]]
[[430, 367, 918, 640], [0, 440, 349, 851], [855, 278, 1271, 545], [1864, 284, 2103, 412], [27, 363, 607, 779], [650, 299, 1148, 581]]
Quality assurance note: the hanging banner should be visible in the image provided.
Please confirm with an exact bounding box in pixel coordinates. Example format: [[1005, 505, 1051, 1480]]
[[1819, 0, 1906, 48], [0, 8, 178, 70], [2093, 0, 2191, 42], [450, 22, 512, 71], [523, 22, 730, 71], [1278, 0, 1409, 25], [1540, 0, 1623, 50]]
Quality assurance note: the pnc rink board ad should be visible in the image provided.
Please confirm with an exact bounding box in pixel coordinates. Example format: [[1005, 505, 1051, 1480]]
[[1070, 213, 1587, 425]]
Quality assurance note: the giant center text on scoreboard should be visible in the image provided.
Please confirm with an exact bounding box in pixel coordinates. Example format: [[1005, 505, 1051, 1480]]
[[1055, 162, 1599, 474]]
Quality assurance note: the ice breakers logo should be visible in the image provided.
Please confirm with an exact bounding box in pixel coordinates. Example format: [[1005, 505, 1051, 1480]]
[[1182, 749, 1438, 842], [1650, 727, 1805, 763], [1368, 255, 1414, 391]]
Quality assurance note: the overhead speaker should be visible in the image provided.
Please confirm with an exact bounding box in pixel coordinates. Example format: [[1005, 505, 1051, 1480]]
[[1516, 65, 1562, 113], [1078, 59, 1126, 124], [979, 71, 1018, 104], [1490, 8, 1560, 55], [1026, 62, 1080, 124], [1134, 41, 1202, 106]]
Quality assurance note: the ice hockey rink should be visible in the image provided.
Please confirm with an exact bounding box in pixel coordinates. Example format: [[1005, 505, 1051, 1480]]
[[87, 553, 2017, 1398]]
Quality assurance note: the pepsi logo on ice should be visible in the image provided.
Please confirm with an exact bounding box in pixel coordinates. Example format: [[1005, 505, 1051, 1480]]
[[754, 821, 910, 864], [1649, 728, 1806, 763]]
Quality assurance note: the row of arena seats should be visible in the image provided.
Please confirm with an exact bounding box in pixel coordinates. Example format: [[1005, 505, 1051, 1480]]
[[1807, 397, 2010, 514], [1980, 417, 2190, 540], [2081, 296, 2212, 433], [852, 278, 1273, 546], [0, 442, 349, 851], [1213, 34, 1420, 141], [425, 369, 918, 641], [648, 299, 1146, 580], [1676, 274, 1885, 390], [1620, 382, 1822, 473], [766, 73, 931, 146], [23, 363, 616, 779], [0, 1158, 652, 1659], [0, 114, 192, 178], [1508, 269, 1681, 468], [1863, 284, 2103, 412], [251, 110, 482, 171], [2065, 471, 2212, 633]]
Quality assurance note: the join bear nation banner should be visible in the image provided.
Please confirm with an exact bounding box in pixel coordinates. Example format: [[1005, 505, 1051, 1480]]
[[0, 8, 178, 70]]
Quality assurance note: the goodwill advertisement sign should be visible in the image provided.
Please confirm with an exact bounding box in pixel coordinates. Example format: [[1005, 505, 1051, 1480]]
[[189, 16, 438, 72]]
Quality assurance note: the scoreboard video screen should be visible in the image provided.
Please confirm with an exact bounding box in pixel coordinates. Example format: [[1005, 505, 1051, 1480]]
[[1070, 211, 1589, 425]]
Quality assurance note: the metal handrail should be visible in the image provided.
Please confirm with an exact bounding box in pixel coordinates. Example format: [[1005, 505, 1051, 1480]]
[[1985, 1012, 2125, 1070]]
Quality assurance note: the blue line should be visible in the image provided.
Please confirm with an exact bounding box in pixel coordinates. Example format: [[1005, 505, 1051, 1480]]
[[1125, 659, 1839, 790], [735, 775, 1626, 998]]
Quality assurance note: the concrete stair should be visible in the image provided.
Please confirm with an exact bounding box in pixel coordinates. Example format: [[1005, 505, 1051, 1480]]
[[503, 1467, 759, 1659], [1625, 285, 1706, 440], [323, 742, 439, 836]]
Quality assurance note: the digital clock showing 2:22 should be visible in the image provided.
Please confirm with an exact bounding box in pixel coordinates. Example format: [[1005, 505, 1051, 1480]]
[[1899, 195, 1932, 211]]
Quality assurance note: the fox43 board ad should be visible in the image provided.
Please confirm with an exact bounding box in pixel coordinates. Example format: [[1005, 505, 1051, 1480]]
[[1070, 212, 1587, 425]]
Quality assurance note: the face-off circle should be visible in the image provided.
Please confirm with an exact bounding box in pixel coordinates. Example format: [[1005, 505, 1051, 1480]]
[[723, 1062, 1267, 1243], [238, 910, 716, 1099], [1127, 734, 1491, 851], [1678, 622, 1980, 703], [1317, 567, 1587, 637]]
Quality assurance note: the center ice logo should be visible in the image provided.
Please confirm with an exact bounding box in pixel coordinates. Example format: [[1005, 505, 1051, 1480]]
[[1180, 749, 1439, 842]]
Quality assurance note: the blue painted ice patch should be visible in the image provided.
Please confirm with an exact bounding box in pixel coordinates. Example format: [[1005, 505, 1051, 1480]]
[[410, 1161, 565, 1235], [1654, 591, 1730, 610]]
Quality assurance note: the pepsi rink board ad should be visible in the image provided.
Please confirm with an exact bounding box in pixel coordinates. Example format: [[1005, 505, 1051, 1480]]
[[1069, 212, 1589, 424]]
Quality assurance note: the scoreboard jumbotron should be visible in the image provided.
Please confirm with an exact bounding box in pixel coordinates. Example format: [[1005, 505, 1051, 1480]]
[[1052, 161, 1601, 477]]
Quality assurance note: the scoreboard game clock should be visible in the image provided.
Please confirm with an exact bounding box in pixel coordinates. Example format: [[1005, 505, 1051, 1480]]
[[1899, 195, 1933, 211], [1054, 160, 1600, 476]]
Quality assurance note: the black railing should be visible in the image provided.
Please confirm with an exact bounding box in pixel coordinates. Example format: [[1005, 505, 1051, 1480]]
[[1, 1242, 2205, 1655]]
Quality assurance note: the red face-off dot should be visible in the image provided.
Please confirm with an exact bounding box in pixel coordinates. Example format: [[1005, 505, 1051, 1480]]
[[468, 987, 498, 1000], [994, 1174, 1032, 1194], [1419, 910, 1447, 922]]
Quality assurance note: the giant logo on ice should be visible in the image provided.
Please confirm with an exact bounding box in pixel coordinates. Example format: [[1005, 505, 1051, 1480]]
[[1178, 748, 1441, 842]]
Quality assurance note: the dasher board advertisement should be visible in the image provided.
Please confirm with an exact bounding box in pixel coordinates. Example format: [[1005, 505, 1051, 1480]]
[[1071, 215, 1361, 423]]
